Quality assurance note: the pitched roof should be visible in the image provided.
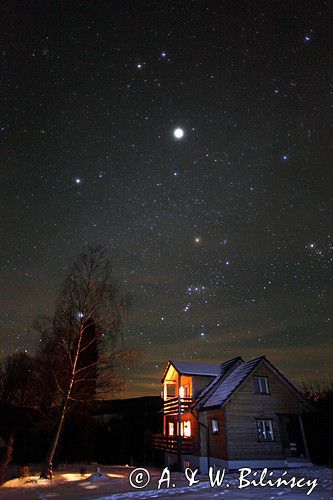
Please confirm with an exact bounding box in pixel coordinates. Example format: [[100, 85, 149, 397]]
[[203, 357, 263, 408], [169, 360, 222, 377], [162, 356, 310, 410], [193, 357, 243, 401]]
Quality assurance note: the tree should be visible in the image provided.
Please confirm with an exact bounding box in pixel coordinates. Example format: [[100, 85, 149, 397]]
[[0, 352, 34, 484], [38, 247, 131, 478], [301, 381, 333, 465], [0, 352, 33, 407]]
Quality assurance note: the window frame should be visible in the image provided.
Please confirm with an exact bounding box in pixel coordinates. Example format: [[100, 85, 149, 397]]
[[180, 420, 191, 438], [165, 382, 176, 398], [256, 418, 275, 442], [168, 422, 174, 436], [211, 418, 219, 435], [253, 375, 270, 394]]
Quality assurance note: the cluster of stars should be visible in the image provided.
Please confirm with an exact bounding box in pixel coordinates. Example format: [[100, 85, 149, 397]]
[[1, 1, 331, 390]]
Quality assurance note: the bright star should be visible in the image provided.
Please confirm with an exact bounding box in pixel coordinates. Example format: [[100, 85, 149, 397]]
[[137, 63, 143, 69], [173, 127, 184, 139], [75, 178, 81, 184], [194, 236, 201, 244]]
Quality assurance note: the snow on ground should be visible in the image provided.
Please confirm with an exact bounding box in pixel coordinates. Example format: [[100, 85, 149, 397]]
[[0, 465, 332, 499]]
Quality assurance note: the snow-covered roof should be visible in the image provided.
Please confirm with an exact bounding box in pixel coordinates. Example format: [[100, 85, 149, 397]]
[[163, 355, 309, 409], [170, 360, 222, 377], [192, 357, 243, 401], [203, 357, 262, 408]]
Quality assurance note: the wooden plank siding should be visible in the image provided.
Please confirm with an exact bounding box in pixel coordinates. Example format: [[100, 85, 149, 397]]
[[192, 375, 215, 398], [206, 408, 228, 460], [224, 363, 303, 460]]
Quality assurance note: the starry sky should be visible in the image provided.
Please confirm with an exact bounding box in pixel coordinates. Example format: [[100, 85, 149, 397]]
[[1, 1, 332, 397]]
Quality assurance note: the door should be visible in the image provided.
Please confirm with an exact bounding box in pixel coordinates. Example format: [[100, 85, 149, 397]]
[[278, 414, 305, 458]]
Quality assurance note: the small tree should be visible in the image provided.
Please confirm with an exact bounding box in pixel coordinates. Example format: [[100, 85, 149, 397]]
[[38, 247, 131, 478]]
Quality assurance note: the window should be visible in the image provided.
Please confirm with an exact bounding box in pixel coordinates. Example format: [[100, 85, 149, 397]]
[[253, 376, 269, 394], [179, 384, 190, 398], [256, 419, 274, 441], [180, 420, 191, 437], [168, 422, 174, 436], [165, 383, 176, 398], [211, 418, 219, 434]]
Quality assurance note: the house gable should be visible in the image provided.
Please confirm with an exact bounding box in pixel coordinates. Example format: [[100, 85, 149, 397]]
[[224, 361, 307, 461], [203, 357, 309, 410]]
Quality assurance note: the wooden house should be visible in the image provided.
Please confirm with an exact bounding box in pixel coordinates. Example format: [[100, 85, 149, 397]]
[[152, 356, 312, 472]]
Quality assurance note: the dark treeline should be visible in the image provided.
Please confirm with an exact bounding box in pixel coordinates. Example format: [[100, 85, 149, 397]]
[[0, 247, 136, 482], [302, 382, 333, 466]]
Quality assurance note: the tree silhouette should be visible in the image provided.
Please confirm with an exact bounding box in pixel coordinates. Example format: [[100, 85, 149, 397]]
[[37, 247, 131, 478]]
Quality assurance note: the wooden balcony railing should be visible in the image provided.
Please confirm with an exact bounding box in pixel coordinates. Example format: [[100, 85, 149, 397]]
[[151, 434, 193, 454], [163, 396, 193, 415]]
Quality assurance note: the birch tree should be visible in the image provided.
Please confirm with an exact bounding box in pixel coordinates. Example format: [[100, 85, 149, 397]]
[[39, 247, 131, 478]]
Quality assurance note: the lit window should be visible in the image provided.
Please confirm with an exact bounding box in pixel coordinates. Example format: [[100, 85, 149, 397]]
[[180, 420, 191, 437], [256, 419, 274, 441], [211, 418, 219, 434], [179, 385, 190, 398], [253, 376, 269, 394], [184, 385, 190, 397], [168, 422, 174, 436]]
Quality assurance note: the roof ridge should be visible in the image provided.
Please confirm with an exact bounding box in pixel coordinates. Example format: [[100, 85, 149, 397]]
[[192, 357, 244, 409], [202, 357, 263, 409]]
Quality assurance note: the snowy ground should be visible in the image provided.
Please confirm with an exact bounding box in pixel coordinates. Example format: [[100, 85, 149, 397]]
[[1, 465, 332, 499]]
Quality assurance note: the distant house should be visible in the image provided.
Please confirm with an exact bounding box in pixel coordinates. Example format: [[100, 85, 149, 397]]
[[152, 356, 312, 472]]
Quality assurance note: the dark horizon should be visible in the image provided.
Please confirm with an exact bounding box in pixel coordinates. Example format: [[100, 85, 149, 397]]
[[1, 0, 332, 398]]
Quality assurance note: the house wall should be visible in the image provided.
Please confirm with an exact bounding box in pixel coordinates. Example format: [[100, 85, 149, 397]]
[[192, 375, 215, 398], [226, 363, 303, 460], [206, 408, 228, 460]]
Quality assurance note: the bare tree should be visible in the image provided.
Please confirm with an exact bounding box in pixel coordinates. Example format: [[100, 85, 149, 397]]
[[0, 352, 33, 484], [38, 247, 131, 478]]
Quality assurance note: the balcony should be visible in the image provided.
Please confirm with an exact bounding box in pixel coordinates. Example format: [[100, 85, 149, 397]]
[[151, 434, 193, 454], [163, 396, 193, 415]]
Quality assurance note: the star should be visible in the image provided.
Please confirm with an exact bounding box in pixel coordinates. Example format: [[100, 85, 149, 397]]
[[75, 178, 81, 184], [282, 155, 288, 161], [137, 63, 143, 69], [194, 236, 201, 244], [173, 127, 184, 139]]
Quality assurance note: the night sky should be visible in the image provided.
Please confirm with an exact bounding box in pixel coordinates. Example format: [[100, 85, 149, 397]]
[[1, 1, 332, 397]]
